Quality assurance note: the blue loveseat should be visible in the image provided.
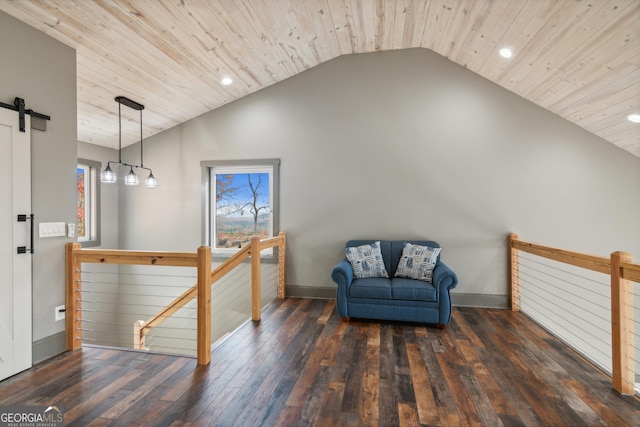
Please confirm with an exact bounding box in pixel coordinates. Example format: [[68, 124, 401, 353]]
[[330, 240, 458, 327]]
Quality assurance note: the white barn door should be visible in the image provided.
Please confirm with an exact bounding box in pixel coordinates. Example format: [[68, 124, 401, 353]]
[[0, 107, 32, 381]]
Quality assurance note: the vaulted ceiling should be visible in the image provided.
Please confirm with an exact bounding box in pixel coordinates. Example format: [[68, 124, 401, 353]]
[[1, 0, 638, 157]]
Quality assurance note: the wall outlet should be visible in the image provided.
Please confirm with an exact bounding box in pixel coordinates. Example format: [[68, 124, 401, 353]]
[[67, 223, 75, 238], [55, 305, 66, 321]]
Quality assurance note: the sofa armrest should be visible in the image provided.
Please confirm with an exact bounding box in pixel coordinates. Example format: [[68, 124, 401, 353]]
[[433, 261, 458, 324], [331, 259, 354, 287], [331, 259, 353, 317], [433, 261, 458, 291]]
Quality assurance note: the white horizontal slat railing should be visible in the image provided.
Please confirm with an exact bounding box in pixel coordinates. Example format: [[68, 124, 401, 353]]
[[65, 232, 286, 366], [509, 233, 639, 395]]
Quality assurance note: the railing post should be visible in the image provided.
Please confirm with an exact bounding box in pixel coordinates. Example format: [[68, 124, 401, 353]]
[[197, 246, 211, 366], [611, 251, 634, 394], [277, 231, 286, 299], [509, 233, 520, 311], [134, 320, 147, 350], [65, 242, 82, 350], [251, 236, 261, 321]]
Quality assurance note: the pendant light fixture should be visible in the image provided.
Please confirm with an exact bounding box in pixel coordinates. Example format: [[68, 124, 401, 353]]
[[100, 96, 157, 188]]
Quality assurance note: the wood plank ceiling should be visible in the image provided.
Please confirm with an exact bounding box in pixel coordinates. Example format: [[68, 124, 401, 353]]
[[1, 0, 638, 157]]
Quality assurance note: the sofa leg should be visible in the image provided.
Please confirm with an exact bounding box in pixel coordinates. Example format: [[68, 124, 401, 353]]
[[341, 317, 350, 323], [436, 324, 445, 329]]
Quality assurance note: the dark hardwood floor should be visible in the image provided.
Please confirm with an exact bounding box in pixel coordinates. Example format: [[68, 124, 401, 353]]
[[1, 298, 638, 426]]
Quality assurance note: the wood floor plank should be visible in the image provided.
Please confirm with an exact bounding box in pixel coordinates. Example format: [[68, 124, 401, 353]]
[[252, 368, 297, 427], [562, 378, 637, 427], [475, 342, 544, 426], [378, 323, 401, 427], [189, 385, 239, 427], [64, 368, 144, 425], [316, 381, 356, 427], [106, 386, 174, 427], [359, 323, 380, 425], [454, 307, 488, 349], [340, 324, 368, 413], [98, 356, 192, 420], [0, 300, 638, 426], [85, 417, 113, 426], [455, 350, 504, 427], [316, 299, 335, 324], [258, 308, 330, 425], [419, 336, 461, 426], [405, 342, 438, 425], [456, 337, 520, 423], [483, 310, 585, 427], [320, 320, 347, 367], [435, 350, 483, 426], [298, 365, 332, 426], [472, 312, 554, 426], [0, 350, 83, 403], [283, 335, 327, 408], [158, 363, 215, 403], [397, 401, 420, 427], [191, 302, 321, 424], [228, 360, 288, 426]]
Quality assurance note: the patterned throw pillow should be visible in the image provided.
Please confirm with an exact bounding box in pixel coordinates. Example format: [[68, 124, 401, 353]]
[[344, 241, 389, 279], [394, 243, 442, 283]]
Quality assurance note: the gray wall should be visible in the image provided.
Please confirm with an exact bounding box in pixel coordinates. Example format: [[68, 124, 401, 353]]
[[0, 11, 77, 361], [117, 49, 640, 304]]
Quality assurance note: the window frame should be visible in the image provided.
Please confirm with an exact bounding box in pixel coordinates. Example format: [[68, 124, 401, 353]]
[[77, 158, 101, 247], [201, 159, 280, 260]]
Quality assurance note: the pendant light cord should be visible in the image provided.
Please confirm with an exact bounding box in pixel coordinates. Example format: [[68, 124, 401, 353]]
[[118, 101, 122, 163], [140, 108, 144, 168]]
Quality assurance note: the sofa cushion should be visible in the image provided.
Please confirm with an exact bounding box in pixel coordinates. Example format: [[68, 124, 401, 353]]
[[344, 241, 389, 279], [391, 277, 437, 302], [394, 243, 441, 283], [349, 277, 392, 299]]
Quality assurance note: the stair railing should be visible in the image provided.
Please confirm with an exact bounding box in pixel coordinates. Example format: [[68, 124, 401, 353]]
[[134, 232, 286, 352], [509, 233, 639, 395], [65, 232, 286, 366]]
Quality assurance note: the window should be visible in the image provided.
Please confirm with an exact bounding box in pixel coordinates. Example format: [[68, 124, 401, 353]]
[[77, 158, 101, 247], [202, 159, 279, 257]]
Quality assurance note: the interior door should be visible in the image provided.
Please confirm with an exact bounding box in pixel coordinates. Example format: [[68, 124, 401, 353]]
[[0, 107, 32, 381]]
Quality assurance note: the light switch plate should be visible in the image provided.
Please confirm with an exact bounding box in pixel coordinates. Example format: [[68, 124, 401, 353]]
[[39, 222, 66, 237]]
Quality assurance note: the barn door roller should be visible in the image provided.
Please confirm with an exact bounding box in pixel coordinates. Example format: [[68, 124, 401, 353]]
[[0, 97, 51, 132]]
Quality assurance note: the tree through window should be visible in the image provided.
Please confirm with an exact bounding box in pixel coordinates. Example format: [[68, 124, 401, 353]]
[[202, 159, 280, 256], [77, 158, 101, 247]]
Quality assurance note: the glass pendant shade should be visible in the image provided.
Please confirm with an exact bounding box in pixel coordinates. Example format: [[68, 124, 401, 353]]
[[145, 172, 158, 188], [101, 164, 117, 184], [124, 167, 139, 186]]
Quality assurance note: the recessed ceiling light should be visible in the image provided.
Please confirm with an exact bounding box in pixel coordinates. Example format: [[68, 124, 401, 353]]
[[221, 77, 233, 86], [499, 48, 513, 58], [627, 113, 640, 123]]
